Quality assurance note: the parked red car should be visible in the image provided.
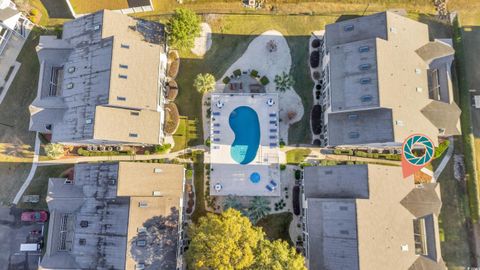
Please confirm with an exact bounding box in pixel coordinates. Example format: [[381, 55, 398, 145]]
[[21, 211, 48, 223]]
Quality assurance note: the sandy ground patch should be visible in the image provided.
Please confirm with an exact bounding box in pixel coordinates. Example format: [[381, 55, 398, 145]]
[[191, 23, 212, 57], [211, 30, 304, 144]]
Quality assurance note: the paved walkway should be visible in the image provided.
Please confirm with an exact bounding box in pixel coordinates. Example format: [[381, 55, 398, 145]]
[[281, 146, 401, 166], [434, 137, 455, 179], [37, 146, 207, 165], [12, 133, 40, 205]]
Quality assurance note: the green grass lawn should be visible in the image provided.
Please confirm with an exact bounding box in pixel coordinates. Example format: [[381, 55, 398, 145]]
[[0, 28, 50, 204], [172, 116, 200, 151], [191, 153, 206, 223], [438, 152, 474, 268], [16, 165, 72, 210], [68, 0, 129, 14], [257, 212, 293, 245], [286, 148, 311, 164]]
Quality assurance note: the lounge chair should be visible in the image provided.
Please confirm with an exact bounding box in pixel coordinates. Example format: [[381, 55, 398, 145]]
[[270, 143, 277, 147], [266, 185, 273, 192], [270, 180, 277, 187], [270, 129, 277, 132], [213, 130, 220, 134], [269, 120, 276, 124], [269, 135, 276, 139]]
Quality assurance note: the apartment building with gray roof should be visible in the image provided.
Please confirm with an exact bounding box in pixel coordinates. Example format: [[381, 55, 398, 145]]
[[317, 11, 461, 146], [302, 165, 445, 270], [39, 162, 185, 270], [29, 10, 168, 145]]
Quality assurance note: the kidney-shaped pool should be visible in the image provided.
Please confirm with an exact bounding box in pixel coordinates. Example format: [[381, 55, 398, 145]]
[[229, 106, 260, 165]]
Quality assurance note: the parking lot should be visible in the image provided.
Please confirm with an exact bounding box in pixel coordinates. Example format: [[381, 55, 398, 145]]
[[0, 207, 45, 270]]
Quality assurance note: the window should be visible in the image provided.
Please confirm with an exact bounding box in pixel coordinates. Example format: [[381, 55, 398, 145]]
[[415, 68, 422, 75], [360, 78, 371, 84], [395, 120, 404, 126], [138, 201, 148, 208], [339, 206, 348, 211], [340, 230, 349, 235], [416, 87, 423, 92], [137, 227, 147, 233], [348, 132, 360, 139], [324, 170, 333, 175], [359, 63, 371, 71], [348, 114, 358, 120], [117, 96, 126, 101], [136, 239, 147, 247], [153, 191, 162, 196], [93, 25, 100, 31], [85, 119, 92, 124], [119, 74, 128, 79], [45, 124, 52, 130], [79, 239, 86, 245], [154, 168, 163, 173], [343, 24, 354, 32], [358, 46, 370, 53], [131, 111, 139, 116], [360, 95, 373, 102], [121, 43, 130, 49], [67, 67, 75, 73], [66, 83, 74, 89], [413, 219, 428, 255], [64, 179, 73, 184], [119, 64, 128, 69], [129, 133, 138, 138]]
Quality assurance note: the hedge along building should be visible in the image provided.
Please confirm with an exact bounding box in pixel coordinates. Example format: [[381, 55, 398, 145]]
[[316, 11, 461, 147], [29, 10, 170, 145]]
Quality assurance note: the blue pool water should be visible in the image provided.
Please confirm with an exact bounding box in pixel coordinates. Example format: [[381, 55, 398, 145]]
[[229, 106, 260, 165], [250, 172, 261, 183]]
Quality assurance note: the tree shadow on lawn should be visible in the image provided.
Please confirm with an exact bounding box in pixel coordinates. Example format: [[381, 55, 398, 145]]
[[176, 33, 313, 146]]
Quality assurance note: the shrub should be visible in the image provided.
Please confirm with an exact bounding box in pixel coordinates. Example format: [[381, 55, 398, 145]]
[[434, 140, 450, 159], [205, 137, 211, 147], [44, 144, 65, 159], [294, 170, 301, 180], [311, 105, 322, 135], [280, 164, 286, 170], [333, 149, 342, 155], [279, 140, 285, 148], [260, 76, 270, 85], [144, 150, 150, 155], [222, 76, 231, 84], [154, 143, 172, 154], [233, 69, 242, 77], [250, 70, 259, 78], [355, 151, 368, 158], [310, 50, 320, 68]]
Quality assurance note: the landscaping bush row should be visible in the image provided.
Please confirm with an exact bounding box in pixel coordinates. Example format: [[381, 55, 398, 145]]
[[332, 149, 401, 161], [434, 140, 450, 159]]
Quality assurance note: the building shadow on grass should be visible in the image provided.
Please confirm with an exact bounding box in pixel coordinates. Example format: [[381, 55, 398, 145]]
[[39, 0, 74, 19]]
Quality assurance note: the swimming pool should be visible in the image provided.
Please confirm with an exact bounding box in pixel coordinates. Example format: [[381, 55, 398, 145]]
[[229, 106, 260, 165]]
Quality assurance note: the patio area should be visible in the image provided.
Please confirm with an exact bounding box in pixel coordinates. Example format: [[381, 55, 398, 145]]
[[223, 71, 266, 94]]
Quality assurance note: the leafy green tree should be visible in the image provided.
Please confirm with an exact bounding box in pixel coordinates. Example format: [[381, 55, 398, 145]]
[[186, 209, 306, 270], [194, 73, 216, 93], [44, 143, 64, 159], [252, 240, 306, 270], [247, 196, 271, 224], [187, 209, 264, 269], [166, 8, 201, 50], [274, 72, 295, 92]]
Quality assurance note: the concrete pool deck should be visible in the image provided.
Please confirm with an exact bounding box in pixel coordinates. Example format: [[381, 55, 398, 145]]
[[210, 93, 280, 196]]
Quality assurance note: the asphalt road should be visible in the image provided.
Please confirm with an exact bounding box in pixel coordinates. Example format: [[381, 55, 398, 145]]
[[0, 207, 43, 270]]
